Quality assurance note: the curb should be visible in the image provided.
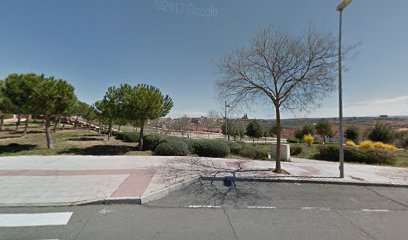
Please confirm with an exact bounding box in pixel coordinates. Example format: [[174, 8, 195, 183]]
[[200, 176, 408, 188], [78, 176, 199, 206], [141, 177, 199, 204]]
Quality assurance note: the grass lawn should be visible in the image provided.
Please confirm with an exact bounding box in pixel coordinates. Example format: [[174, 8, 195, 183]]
[[393, 150, 408, 167], [0, 122, 152, 156]]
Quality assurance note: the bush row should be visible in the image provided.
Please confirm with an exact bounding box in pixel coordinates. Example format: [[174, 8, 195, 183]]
[[113, 131, 140, 142], [114, 132, 271, 159], [154, 139, 189, 156], [315, 145, 396, 165]]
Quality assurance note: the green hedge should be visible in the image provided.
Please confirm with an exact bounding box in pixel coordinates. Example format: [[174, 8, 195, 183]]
[[240, 145, 269, 160], [287, 137, 300, 143], [225, 141, 242, 155], [163, 136, 196, 153], [316, 145, 396, 165], [114, 132, 140, 142], [142, 134, 165, 151], [154, 140, 189, 156], [290, 146, 302, 156], [194, 140, 230, 158]]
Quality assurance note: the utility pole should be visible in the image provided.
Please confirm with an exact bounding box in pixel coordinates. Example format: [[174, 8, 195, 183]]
[[337, 0, 352, 178]]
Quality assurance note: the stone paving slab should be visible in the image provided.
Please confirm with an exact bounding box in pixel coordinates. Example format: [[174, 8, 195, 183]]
[[0, 155, 406, 207]]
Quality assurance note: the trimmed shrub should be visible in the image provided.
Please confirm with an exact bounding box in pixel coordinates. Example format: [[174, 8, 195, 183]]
[[240, 145, 269, 160], [346, 140, 357, 147], [358, 140, 374, 149], [373, 142, 386, 150], [372, 141, 397, 151], [304, 134, 314, 146], [290, 146, 302, 156], [383, 144, 397, 151], [154, 140, 189, 156], [226, 141, 243, 155], [316, 145, 396, 165], [162, 136, 196, 153], [178, 137, 196, 153], [114, 132, 140, 142], [194, 140, 230, 158], [142, 133, 165, 151], [287, 137, 300, 143]]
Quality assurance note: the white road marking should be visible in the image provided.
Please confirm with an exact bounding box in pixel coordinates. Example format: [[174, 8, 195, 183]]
[[361, 209, 390, 212], [99, 208, 115, 214], [247, 206, 277, 209], [301, 207, 331, 211], [0, 212, 72, 227], [187, 205, 221, 209]]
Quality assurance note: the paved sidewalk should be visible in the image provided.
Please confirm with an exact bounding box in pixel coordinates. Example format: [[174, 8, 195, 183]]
[[0, 155, 407, 207]]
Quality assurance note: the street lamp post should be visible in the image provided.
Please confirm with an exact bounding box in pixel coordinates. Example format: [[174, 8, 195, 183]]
[[337, 0, 352, 178], [224, 101, 231, 141]]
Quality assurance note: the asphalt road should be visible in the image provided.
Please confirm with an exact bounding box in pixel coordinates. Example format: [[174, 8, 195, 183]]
[[1, 182, 407, 240]]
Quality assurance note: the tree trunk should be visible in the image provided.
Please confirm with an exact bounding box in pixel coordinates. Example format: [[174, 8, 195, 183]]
[[139, 122, 145, 151], [74, 116, 79, 129], [107, 119, 112, 141], [45, 117, 54, 149], [118, 125, 121, 132], [323, 136, 326, 144], [16, 114, 21, 131], [23, 116, 29, 136], [62, 123, 65, 130], [0, 115, 4, 131], [53, 117, 60, 133], [274, 107, 282, 173]]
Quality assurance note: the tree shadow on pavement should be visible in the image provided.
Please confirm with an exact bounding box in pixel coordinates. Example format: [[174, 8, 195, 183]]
[[59, 145, 137, 155], [0, 143, 38, 153], [193, 180, 263, 207], [148, 179, 264, 208]]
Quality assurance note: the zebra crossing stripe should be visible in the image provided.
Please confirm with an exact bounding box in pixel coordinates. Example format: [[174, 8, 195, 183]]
[[0, 212, 73, 227]]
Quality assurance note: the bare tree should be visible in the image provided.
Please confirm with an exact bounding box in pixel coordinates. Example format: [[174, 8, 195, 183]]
[[178, 115, 190, 137], [217, 25, 345, 173]]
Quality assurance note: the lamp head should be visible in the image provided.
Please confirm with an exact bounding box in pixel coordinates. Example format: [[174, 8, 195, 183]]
[[337, 0, 352, 12]]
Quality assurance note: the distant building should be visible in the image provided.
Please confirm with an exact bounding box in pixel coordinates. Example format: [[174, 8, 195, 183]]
[[379, 115, 388, 118]]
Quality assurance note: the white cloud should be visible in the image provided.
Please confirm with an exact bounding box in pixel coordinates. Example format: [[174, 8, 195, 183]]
[[168, 111, 208, 118], [310, 95, 408, 117], [350, 96, 408, 106]]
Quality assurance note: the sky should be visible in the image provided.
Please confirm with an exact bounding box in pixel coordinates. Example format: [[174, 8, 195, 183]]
[[0, 0, 407, 119]]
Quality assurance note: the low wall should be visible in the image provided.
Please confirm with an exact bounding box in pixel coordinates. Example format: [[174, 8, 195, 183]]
[[270, 144, 291, 161]]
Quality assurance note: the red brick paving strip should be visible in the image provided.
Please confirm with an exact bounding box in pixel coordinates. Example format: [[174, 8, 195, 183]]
[[111, 170, 155, 198]]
